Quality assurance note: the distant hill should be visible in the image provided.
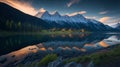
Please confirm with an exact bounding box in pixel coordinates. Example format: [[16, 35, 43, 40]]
[[111, 23, 120, 31], [0, 2, 49, 32]]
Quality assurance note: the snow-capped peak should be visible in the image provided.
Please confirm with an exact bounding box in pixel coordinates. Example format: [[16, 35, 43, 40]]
[[35, 10, 100, 24], [111, 23, 120, 28], [52, 11, 61, 17], [88, 19, 101, 24], [53, 11, 59, 15], [35, 10, 112, 31], [70, 14, 87, 23], [42, 11, 50, 16], [35, 8, 47, 17], [71, 14, 84, 17], [40, 11, 52, 20]]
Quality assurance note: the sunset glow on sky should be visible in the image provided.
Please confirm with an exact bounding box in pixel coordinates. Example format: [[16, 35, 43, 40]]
[[0, 0, 119, 25]]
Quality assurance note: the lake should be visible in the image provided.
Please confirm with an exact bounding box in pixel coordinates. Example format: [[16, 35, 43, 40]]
[[0, 33, 120, 56]]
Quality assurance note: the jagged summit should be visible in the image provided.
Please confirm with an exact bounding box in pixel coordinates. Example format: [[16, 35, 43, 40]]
[[52, 11, 60, 16], [36, 10, 88, 23], [35, 10, 113, 31], [111, 23, 120, 30], [35, 11, 49, 18], [42, 11, 50, 17]]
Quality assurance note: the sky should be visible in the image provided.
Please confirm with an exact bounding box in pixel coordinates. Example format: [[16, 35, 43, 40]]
[[0, 0, 120, 25]]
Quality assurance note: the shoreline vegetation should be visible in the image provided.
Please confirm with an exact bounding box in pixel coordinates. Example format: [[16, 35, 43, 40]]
[[17, 45, 120, 67], [64, 45, 120, 66], [0, 29, 91, 36], [0, 30, 119, 36]]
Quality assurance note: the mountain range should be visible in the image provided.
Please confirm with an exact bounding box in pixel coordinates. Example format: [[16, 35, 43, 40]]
[[36, 10, 114, 32], [36, 11, 87, 23], [0, 2, 119, 32]]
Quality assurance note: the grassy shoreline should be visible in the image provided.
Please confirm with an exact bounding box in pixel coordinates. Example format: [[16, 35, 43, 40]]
[[64, 45, 120, 66], [0, 31, 91, 36], [17, 45, 120, 67]]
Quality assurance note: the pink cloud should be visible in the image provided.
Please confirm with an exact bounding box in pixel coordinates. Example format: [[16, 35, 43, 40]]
[[67, 11, 87, 16], [99, 11, 108, 15], [0, 0, 37, 16], [67, 0, 80, 7], [99, 17, 111, 23]]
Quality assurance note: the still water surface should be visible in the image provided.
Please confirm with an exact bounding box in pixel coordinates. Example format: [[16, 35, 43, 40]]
[[0, 33, 120, 56]]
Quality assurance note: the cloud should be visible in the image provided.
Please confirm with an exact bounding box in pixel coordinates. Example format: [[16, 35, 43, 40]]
[[0, 0, 37, 16], [67, 0, 80, 7], [99, 11, 108, 15], [67, 11, 87, 16], [78, 11, 87, 14], [99, 17, 111, 23], [85, 16, 97, 19]]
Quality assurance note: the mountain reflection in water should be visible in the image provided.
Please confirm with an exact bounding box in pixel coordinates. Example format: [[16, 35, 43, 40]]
[[0, 33, 120, 56]]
